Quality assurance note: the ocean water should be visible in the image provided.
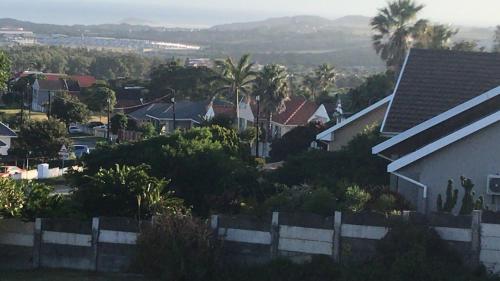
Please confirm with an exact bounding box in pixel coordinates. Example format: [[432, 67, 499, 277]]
[[0, 0, 282, 28]]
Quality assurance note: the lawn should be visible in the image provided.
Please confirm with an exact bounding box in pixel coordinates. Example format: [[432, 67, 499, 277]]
[[0, 109, 107, 123], [0, 270, 155, 281]]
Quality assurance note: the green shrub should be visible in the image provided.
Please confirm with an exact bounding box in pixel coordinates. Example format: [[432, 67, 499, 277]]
[[135, 212, 220, 281], [342, 185, 371, 212], [0, 178, 62, 220]]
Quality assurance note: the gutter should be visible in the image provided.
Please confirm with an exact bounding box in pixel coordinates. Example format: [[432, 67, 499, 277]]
[[391, 171, 428, 213]]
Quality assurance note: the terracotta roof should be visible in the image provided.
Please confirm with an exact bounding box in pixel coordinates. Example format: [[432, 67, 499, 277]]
[[71, 75, 96, 88], [272, 96, 319, 126], [382, 49, 500, 134]]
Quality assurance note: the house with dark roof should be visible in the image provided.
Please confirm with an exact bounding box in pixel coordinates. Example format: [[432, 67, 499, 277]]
[[128, 99, 255, 134], [0, 122, 17, 155], [372, 49, 500, 214]]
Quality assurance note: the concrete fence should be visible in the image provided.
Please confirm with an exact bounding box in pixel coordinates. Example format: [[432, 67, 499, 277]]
[[0, 217, 145, 272], [3, 211, 500, 273], [211, 211, 490, 269]]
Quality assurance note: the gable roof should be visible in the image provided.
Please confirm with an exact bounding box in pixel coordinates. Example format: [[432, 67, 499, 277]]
[[128, 103, 170, 120], [37, 79, 67, 91], [0, 122, 17, 137], [272, 96, 319, 126], [381, 49, 500, 134], [387, 110, 500, 172], [317, 94, 392, 141], [373, 86, 500, 156], [146, 100, 210, 123]]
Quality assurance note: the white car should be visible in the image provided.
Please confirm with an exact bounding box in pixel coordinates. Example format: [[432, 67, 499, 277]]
[[68, 126, 83, 134]]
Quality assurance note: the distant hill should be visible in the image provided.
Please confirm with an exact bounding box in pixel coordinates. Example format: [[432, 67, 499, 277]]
[[0, 15, 494, 71], [210, 15, 372, 33]]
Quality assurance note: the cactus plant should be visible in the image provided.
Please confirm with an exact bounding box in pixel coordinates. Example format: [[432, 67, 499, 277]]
[[436, 180, 458, 213], [459, 176, 479, 215]]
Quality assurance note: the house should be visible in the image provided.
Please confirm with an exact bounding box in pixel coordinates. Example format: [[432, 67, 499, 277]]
[[372, 49, 500, 214], [0, 122, 17, 155], [268, 96, 329, 139], [128, 99, 255, 133], [316, 95, 392, 151], [25, 72, 96, 112]]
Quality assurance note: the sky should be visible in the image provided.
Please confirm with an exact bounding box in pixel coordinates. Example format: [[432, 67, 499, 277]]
[[0, 0, 498, 27]]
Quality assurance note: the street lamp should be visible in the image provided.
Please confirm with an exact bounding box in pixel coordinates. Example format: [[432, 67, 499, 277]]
[[255, 95, 260, 158]]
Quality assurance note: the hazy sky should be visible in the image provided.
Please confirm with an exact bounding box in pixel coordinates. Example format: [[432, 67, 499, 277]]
[[0, 0, 498, 27]]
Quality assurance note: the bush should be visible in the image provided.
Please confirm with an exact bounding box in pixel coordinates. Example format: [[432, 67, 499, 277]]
[[135, 212, 220, 281], [261, 186, 337, 216], [72, 164, 176, 219], [0, 178, 62, 220], [269, 122, 324, 162], [342, 185, 371, 213]]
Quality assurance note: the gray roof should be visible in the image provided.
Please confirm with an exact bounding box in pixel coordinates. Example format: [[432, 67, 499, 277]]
[[382, 49, 500, 134], [128, 103, 170, 120], [0, 122, 17, 137], [129, 101, 210, 123]]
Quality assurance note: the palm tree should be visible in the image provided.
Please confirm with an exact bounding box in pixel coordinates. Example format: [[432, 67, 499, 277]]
[[371, 0, 428, 73], [415, 24, 458, 49], [314, 64, 336, 98], [216, 54, 256, 131], [254, 64, 290, 151], [494, 26, 500, 52]]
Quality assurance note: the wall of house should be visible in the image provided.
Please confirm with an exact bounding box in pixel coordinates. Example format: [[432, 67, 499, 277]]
[[327, 104, 387, 151], [0, 136, 12, 155], [397, 121, 500, 214]]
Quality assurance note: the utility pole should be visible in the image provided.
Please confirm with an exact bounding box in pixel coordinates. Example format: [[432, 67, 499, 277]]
[[255, 95, 260, 158], [107, 97, 111, 143], [47, 91, 52, 118], [171, 94, 176, 132]]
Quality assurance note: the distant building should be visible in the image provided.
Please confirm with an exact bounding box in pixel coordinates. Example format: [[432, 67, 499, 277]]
[[0, 28, 36, 46], [184, 58, 213, 68], [0, 122, 17, 156]]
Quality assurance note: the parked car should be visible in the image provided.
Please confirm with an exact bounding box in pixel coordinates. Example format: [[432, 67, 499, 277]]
[[72, 145, 90, 158], [88, 121, 104, 128], [0, 166, 24, 177], [68, 126, 83, 134], [93, 125, 107, 130]]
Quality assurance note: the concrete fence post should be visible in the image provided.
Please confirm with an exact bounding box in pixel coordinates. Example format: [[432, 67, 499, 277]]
[[92, 217, 100, 272], [402, 210, 411, 222], [471, 210, 482, 267], [32, 218, 42, 269], [210, 215, 219, 239], [333, 211, 342, 262], [270, 212, 279, 259]]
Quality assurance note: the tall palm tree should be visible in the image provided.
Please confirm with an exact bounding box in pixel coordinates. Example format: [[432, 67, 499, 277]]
[[216, 54, 256, 131], [314, 63, 336, 98], [254, 64, 290, 149], [371, 0, 428, 73]]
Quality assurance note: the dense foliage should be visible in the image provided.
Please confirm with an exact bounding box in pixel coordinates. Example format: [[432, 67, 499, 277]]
[[0, 50, 10, 91], [72, 164, 176, 219], [79, 126, 258, 215], [51, 92, 90, 126], [4, 46, 158, 80], [11, 119, 71, 158], [0, 178, 62, 220], [135, 212, 220, 281], [269, 122, 325, 162]]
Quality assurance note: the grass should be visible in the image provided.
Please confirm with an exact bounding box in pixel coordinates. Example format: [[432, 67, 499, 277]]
[[0, 109, 107, 123], [0, 269, 156, 281]]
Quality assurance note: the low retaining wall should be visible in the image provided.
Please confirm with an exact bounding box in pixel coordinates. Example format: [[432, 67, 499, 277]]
[[211, 211, 485, 268], [0, 217, 145, 272], [2, 210, 500, 274]]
